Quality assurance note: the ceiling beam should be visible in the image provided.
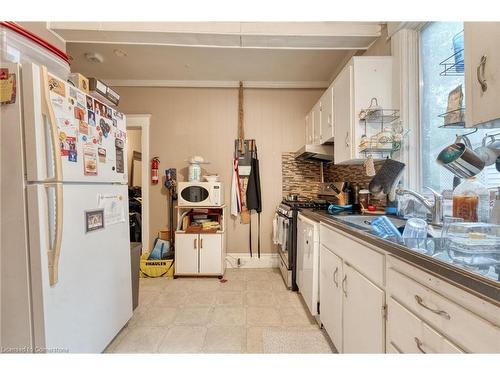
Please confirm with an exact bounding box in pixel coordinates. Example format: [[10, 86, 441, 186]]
[[50, 22, 382, 50], [106, 79, 330, 89]]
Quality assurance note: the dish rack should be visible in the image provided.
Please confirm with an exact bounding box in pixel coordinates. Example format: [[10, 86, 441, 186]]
[[358, 98, 404, 158]]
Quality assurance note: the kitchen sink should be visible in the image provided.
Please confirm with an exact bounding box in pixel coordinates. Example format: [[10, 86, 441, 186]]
[[336, 215, 407, 232]]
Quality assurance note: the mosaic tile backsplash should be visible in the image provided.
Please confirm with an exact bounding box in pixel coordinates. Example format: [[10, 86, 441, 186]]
[[282, 152, 322, 199], [282, 152, 386, 205]]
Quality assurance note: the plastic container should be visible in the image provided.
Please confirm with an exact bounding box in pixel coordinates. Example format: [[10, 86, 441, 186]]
[[445, 222, 500, 272], [188, 162, 202, 181], [452, 177, 490, 222], [371, 216, 403, 241], [0, 22, 70, 79], [359, 189, 370, 209]]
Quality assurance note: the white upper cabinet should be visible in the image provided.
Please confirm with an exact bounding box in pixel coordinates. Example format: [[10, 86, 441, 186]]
[[305, 112, 313, 145], [333, 56, 393, 164], [312, 101, 322, 145], [320, 85, 334, 143], [304, 56, 393, 162], [333, 63, 354, 164], [464, 22, 500, 128]]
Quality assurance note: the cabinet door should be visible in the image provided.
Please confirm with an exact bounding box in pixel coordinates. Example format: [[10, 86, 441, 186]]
[[296, 216, 306, 290], [342, 262, 385, 353], [465, 22, 500, 127], [175, 233, 199, 274], [199, 233, 222, 274], [312, 102, 321, 145], [298, 216, 317, 315], [305, 112, 313, 145], [333, 64, 353, 163], [320, 86, 334, 143], [319, 245, 343, 352]]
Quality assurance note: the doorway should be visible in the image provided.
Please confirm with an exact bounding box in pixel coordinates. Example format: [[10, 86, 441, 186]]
[[126, 114, 151, 252]]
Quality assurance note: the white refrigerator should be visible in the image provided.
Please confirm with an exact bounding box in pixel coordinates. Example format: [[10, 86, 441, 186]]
[[1, 61, 132, 353]]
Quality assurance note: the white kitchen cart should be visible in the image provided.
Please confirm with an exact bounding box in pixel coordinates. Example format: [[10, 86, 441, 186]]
[[174, 205, 227, 278]]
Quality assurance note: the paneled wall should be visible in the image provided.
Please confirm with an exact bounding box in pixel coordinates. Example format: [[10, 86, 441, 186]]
[[117, 86, 322, 253]]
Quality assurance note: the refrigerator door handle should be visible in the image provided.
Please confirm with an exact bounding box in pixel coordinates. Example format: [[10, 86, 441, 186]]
[[46, 183, 63, 285], [40, 65, 62, 182]]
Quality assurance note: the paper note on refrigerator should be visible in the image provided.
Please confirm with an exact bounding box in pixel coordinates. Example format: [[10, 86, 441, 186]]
[[98, 194, 125, 226]]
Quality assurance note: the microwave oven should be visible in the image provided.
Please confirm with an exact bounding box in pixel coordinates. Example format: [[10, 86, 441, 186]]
[[177, 182, 224, 207]]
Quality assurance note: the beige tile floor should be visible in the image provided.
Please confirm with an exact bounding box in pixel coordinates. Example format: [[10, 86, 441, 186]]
[[105, 268, 335, 354]]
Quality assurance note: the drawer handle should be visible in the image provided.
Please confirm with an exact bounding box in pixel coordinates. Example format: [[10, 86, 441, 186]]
[[333, 267, 339, 288], [342, 275, 347, 297], [477, 55, 488, 92], [414, 337, 427, 354], [415, 295, 451, 320]]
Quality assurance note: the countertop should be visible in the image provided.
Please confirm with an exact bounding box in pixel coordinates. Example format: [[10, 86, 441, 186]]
[[300, 209, 500, 306]]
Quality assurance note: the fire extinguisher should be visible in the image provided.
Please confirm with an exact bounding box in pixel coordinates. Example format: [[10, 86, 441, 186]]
[[151, 157, 160, 185]]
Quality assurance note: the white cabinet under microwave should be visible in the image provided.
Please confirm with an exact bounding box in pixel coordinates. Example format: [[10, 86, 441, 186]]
[[178, 182, 224, 207]]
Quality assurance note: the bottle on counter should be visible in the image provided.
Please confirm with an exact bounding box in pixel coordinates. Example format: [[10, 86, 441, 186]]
[[350, 184, 362, 214], [490, 187, 500, 224], [452, 177, 490, 222]]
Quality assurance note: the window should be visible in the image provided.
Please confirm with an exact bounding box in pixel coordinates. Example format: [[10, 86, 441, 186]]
[[419, 22, 499, 192]]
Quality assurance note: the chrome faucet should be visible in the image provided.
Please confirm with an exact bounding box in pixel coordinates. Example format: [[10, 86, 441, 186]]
[[395, 186, 444, 226]]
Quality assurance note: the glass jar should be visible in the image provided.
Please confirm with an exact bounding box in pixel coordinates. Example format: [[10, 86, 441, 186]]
[[452, 177, 490, 222]]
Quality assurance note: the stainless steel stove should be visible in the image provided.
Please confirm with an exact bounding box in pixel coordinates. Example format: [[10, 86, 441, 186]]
[[275, 199, 330, 290]]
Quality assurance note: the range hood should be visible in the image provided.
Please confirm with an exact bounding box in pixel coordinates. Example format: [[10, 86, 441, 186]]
[[294, 144, 334, 162]]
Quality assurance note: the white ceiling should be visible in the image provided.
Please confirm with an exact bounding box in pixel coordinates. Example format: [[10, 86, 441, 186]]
[[68, 43, 354, 85], [59, 22, 382, 87]]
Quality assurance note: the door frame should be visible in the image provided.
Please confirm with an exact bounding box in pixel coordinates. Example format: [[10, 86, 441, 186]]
[[126, 114, 151, 252]]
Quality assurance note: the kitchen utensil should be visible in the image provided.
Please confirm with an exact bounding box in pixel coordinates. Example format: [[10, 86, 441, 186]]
[[327, 204, 352, 214], [286, 194, 299, 201], [474, 135, 500, 166], [436, 142, 485, 179]]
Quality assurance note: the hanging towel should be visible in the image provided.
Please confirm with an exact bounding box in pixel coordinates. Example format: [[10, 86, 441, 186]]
[[231, 158, 242, 217]]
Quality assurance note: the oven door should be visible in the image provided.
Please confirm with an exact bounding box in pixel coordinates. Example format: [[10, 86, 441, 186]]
[[179, 185, 210, 206], [277, 213, 291, 269]]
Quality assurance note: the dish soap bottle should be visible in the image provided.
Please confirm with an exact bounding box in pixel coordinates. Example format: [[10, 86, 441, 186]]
[[452, 177, 489, 222]]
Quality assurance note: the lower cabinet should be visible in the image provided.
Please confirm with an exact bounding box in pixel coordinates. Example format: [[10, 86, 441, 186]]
[[342, 262, 385, 353], [387, 297, 463, 354], [319, 231, 385, 353], [198, 234, 223, 274], [319, 245, 343, 352], [175, 233, 224, 276]]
